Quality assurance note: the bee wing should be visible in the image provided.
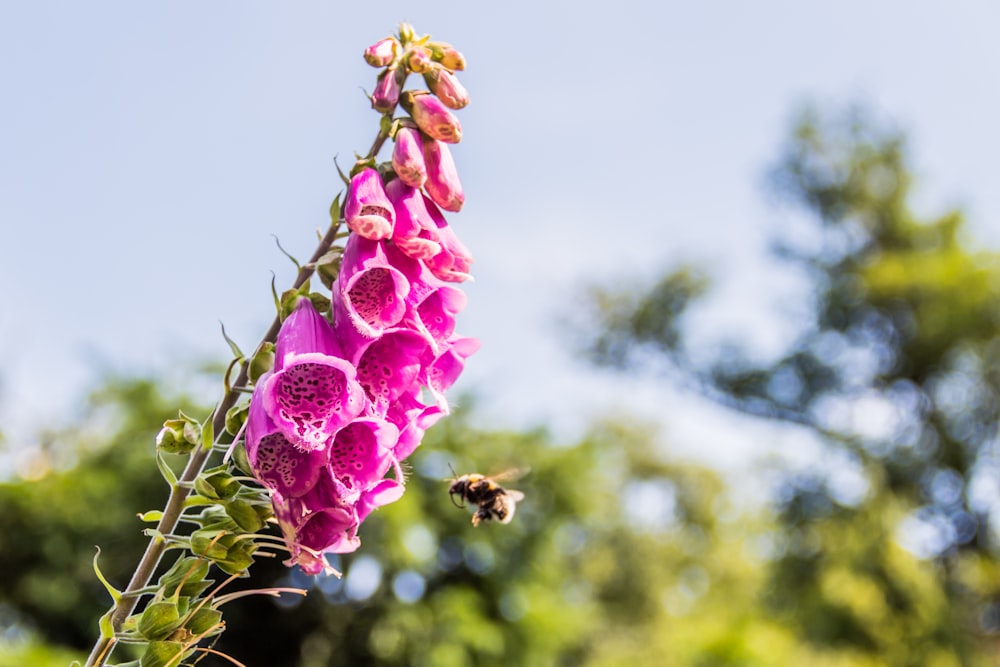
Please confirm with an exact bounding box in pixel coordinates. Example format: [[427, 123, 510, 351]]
[[505, 489, 525, 502], [489, 467, 531, 483]]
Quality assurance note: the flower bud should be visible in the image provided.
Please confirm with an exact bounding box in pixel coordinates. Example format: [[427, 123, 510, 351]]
[[364, 37, 399, 67], [392, 126, 427, 187], [425, 67, 469, 109], [423, 138, 464, 212], [345, 167, 394, 240], [407, 46, 433, 74], [371, 65, 405, 113], [434, 43, 466, 71], [402, 91, 462, 144]]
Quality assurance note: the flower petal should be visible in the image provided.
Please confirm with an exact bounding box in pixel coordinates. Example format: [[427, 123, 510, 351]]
[[336, 235, 410, 338], [329, 417, 399, 490], [262, 353, 367, 451], [274, 298, 343, 370]]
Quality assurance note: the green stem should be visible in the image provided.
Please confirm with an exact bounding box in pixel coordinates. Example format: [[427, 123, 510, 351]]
[[83, 216, 343, 667]]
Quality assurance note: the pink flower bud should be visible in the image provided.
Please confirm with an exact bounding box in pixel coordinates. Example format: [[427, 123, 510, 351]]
[[345, 168, 394, 240], [425, 68, 469, 110], [423, 138, 464, 212], [364, 37, 399, 67], [407, 47, 433, 74], [392, 126, 427, 188], [371, 65, 405, 113], [403, 91, 462, 144], [435, 44, 466, 71]]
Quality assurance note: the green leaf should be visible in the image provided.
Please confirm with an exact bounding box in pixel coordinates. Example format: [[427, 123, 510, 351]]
[[137, 510, 164, 523]]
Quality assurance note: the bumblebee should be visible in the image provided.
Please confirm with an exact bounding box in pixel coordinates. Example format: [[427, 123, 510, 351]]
[[448, 469, 526, 526]]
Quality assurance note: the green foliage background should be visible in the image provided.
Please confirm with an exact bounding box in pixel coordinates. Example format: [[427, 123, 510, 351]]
[[3, 108, 1000, 666]]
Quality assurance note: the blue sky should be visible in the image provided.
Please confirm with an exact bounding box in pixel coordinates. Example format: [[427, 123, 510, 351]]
[[2, 2, 999, 481]]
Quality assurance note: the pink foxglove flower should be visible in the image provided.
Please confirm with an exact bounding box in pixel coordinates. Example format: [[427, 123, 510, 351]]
[[258, 299, 366, 451], [404, 91, 462, 144], [336, 319, 432, 414], [345, 168, 394, 240], [387, 387, 447, 460], [246, 391, 329, 498], [425, 68, 469, 110], [423, 138, 464, 212], [422, 196, 474, 282], [422, 335, 481, 408], [392, 126, 427, 188], [364, 37, 399, 67], [335, 234, 410, 337], [387, 178, 442, 260], [271, 478, 359, 575]]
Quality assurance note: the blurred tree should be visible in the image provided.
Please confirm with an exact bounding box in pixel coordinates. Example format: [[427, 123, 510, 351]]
[[578, 106, 1000, 662]]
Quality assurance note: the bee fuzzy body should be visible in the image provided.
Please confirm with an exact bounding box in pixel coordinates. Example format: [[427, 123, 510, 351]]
[[449, 471, 526, 527]]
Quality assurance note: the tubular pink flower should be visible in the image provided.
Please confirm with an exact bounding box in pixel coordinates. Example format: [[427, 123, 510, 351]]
[[335, 235, 410, 338], [329, 417, 399, 489], [259, 299, 367, 451], [382, 242, 467, 350], [246, 383, 329, 497], [364, 37, 399, 67], [272, 477, 360, 574], [422, 196, 474, 282], [387, 177, 442, 261], [392, 126, 427, 188], [422, 335, 481, 408], [387, 388, 446, 460], [345, 168, 394, 240], [352, 328, 432, 414], [372, 65, 405, 113], [423, 138, 464, 212], [425, 68, 469, 110], [405, 91, 462, 144]]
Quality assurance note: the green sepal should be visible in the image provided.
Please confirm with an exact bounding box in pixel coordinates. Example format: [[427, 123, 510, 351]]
[[155, 412, 201, 455], [155, 450, 178, 488], [185, 607, 224, 636], [137, 597, 190, 640], [230, 440, 253, 477], [214, 541, 257, 576], [329, 192, 342, 224], [316, 246, 344, 290], [92, 546, 122, 605], [248, 342, 275, 385], [190, 529, 234, 560], [140, 640, 188, 667], [159, 555, 213, 598], [194, 466, 240, 501], [225, 401, 250, 437], [200, 418, 214, 453], [138, 510, 164, 523], [224, 498, 265, 532], [109, 661, 141, 667]]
